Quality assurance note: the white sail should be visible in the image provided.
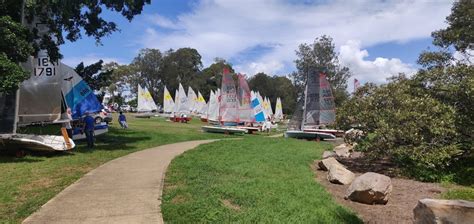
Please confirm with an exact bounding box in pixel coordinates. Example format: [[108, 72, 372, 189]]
[[175, 83, 189, 114], [207, 90, 218, 121], [196, 91, 207, 115], [137, 85, 157, 112], [257, 92, 268, 121], [173, 89, 179, 113], [163, 86, 175, 113], [237, 74, 254, 122], [187, 86, 198, 113], [274, 97, 284, 121]]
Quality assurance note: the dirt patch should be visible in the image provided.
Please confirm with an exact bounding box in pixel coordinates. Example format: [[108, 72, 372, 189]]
[[171, 194, 189, 204], [221, 199, 241, 211], [312, 162, 445, 223]]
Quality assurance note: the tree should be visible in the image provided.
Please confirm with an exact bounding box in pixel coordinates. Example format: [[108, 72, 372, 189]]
[[74, 60, 113, 102], [293, 35, 351, 106], [0, 0, 150, 91], [196, 58, 234, 100], [130, 48, 164, 103]]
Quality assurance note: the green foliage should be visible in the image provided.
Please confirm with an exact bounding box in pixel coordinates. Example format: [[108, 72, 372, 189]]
[[0, 53, 29, 92], [293, 35, 351, 106], [74, 60, 112, 101]]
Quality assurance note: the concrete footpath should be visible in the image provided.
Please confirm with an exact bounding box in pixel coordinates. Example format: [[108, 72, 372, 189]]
[[23, 140, 217, 224]]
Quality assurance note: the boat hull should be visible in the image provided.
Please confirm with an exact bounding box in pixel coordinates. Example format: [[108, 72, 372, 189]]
[[72, 124, 109, 140], [303, 128, 345, 137], [0, 134, 75, 152], [285, 130, 336, 140], [202, 126, 247, 134]]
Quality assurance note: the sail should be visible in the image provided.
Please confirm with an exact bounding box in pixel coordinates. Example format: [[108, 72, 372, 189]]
[[173, 89, 179, 113], [207, 90, 218, 121], [163, 86, 175, 113], [196, 91, 207, 114], [219, 69, 238, 123], [237, 74, 254, 122], [17, 51, 63, 125], [251, 91, 266, 122], [304, 71, 336, 126], [274, 97, 284, 121], [187, 86, 197, 113], [175, 83, 189, 114], [137, 85, 157, 112], [319, 73, 336, 124], [61, 63, 102, 119], [257, 92, 268, 121]]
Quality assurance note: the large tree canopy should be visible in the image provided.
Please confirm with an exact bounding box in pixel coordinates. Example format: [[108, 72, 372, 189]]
[[0, 0, 150, 91], [293, 35, 351, 107]]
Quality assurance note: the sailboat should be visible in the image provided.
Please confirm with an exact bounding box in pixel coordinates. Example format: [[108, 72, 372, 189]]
[[60, 63, 109, 140], [202, 69, 246, 134], [171, 83, 192, 122], [274, 97, 284, 122], [162, 86, 175, 115], [285, 71, 339, 140], [0, 51, 75, 152], [135, 84, 157, 118]]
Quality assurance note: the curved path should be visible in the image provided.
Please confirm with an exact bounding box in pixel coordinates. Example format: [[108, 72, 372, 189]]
[[23, 140, 217, 224]]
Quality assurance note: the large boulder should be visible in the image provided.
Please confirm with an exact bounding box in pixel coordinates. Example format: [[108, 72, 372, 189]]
[[345, 172, 392, 204], [413, 199, 474, 224], [327, 163, 355, 185], [322, 150, 336, 159], [334, 144, 351, 158], [318, 157, 340, 171]]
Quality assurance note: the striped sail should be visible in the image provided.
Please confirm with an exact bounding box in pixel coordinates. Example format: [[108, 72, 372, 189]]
[[137, 85, 157, 112]]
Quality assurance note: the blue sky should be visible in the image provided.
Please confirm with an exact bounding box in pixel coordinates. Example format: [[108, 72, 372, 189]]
[[61, 0, 453, 88]]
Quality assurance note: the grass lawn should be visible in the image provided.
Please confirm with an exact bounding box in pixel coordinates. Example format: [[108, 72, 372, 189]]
[[0, 114, 231, 223], [162, 137, 362, 223]]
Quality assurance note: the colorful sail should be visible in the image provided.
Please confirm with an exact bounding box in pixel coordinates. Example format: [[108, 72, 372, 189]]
[[163, 86, 175, 113], [196, 91, 207, 114], [237, 74, 254, 122], [251, 91, 266, 122], [61, 63, 102, 119], [257, 92, 268, 120], [219, 68, 238, 123], [319, 73, 336, 124], [137, 84, 158, 112]]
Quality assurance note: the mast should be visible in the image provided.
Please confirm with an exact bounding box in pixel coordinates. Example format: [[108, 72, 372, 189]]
[[13, 0, 27, 134], [301, 69, 309, 130]]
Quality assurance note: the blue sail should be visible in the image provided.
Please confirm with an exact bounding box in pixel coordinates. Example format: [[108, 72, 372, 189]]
[[61, 63, 102, 119]]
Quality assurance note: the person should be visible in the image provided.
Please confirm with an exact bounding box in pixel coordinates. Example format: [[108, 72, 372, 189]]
[[82, 112, 95, 148], [62, 108, 73, 138], [118, 111, 128, 128]]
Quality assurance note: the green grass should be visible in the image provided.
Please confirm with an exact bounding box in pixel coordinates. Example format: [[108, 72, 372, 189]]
[[442, 188, 474, 201], [162, 137, 362, 223], [0, 114, 231, 223]]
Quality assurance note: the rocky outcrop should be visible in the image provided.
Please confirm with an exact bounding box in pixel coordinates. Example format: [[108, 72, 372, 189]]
[[327, 163, 355, 185], [318, 157, 340, 171], [345, 172, 392, 204], [334, 144, 351, 158], [322, 150, 336, 159], [413, 199, 474, 224]]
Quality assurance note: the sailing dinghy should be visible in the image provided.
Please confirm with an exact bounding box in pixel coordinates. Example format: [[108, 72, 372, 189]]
[[135, 84, 157, 118], [285, 71, 339, 140], [202, 69, 246, 134]]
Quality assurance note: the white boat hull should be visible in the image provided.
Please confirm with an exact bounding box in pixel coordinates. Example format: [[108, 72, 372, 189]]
[[0, 134, 75, 152], [202, 126, 247, 134], [285, 130, 336, 140]]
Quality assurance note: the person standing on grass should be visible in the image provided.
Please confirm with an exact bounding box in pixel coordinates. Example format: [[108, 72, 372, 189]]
[[82, 112, 95, 148], [118, 111, 128, 128]]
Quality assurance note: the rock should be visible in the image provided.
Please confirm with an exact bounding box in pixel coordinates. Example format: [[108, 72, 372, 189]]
[[318, 157, 340, 171], [350, 151, 364, 159], [344, 128, 364, 144], [327, 163, 355, 185], [345, 172, 392, 204], [413, 199, 474, 224], [334, 144, 351, 157], [322, 150, 336, 159]]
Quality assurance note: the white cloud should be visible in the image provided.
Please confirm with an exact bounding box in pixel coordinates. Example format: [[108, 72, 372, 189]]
[[140, 0, 452, 83], [61, 54, 126, 67], [145, 14, 181, 29], [339, 40, 416, 87]]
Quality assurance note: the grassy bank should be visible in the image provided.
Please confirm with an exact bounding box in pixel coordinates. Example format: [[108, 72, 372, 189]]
[[0, 115, 229, 223], [162, 137, 362, 223]]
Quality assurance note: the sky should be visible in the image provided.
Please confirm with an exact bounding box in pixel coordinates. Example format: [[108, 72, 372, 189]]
[[60, 0, 454, 91]]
